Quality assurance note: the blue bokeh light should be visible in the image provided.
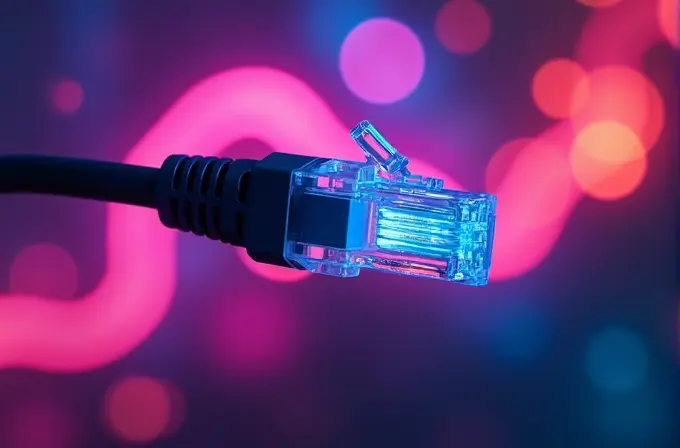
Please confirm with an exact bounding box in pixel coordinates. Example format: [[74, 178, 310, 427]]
[[303, 0, 383, 56], [585, 326, 649, 394], [459, 298, 550, 364], [591, 386, 671, 445], [486, 301, 549, 362]]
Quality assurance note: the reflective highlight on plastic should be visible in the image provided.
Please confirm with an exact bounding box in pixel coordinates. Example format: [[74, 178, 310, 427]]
[[284, 121, 497, 285]]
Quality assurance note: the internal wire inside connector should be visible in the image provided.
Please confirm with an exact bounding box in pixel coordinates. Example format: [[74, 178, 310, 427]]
[[283, 121, 497, 285]]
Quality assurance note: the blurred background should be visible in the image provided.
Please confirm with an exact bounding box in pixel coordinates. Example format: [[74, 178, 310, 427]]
[[0, 0, 677, 446]]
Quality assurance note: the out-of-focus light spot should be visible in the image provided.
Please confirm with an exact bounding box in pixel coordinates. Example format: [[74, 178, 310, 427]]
[[571, 66, 665, 152], [532, 59, 589, 119], [490, 215, 563, 281], [474, 301, 549, 363], [585, 326, 649, 394], [304, 0, 380, 55], [5, 402, 76, 448], [485, 125, 577, 279], [51, 80, 83, 114], [658, 0, 678, 47], [236, 248, 310, 282], [576, 0, 624, 7], [575, 0, 662, 69], [339, 18, 425, 104], [104, 376, 184, 443], [435, 0, 492, 54], [485, 138, 533, 193], [570, 121, 647, 200], [593, 388, 670, 445], [9, 243, 79, 299], [492, 138, 575, 228], [161, 381, 187, 436], [207, 294, 300, 380]]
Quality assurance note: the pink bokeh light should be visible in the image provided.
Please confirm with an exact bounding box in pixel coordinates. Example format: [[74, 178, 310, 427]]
[[50, 80, 83, 114], [103, 376, 184, 444], [485, 138, 534, 193], [339, 18, 425, 104], [435, 0, 492, 55], [531, 58, 589, 119], [657, 0, 678, 48], [488, 123, 579, 280], [491, 136, 577, 230], [575, 0, 664, 69], [9, 243, 79, 300]]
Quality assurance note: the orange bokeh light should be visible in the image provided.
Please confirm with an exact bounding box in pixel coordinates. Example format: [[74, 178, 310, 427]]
[[571, 66, 665, 152], [103, 376, 184, 444], [576, 0, 624, 7], [532, 59, 589, 119], [658, 0, 678, 47], [570, 121, 647, 200], [435, 0, 492, 55]]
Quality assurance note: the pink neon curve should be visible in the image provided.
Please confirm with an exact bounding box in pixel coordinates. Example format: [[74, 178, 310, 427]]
[[0, 0, 668, 372], [0, 67, 357, 372]]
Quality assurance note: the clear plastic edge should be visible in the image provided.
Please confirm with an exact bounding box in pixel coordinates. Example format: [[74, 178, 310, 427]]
[[282, 121, 497, 286]]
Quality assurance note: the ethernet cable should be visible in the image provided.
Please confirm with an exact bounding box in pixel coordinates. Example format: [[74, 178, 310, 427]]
[[0, 121, 497, 285]]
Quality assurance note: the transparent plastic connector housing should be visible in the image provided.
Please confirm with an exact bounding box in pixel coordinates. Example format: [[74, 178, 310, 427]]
[[284, 121, 497, 285]]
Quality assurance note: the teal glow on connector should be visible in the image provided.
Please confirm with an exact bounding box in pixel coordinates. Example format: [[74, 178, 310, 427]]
[[282, 121, 497, 286]]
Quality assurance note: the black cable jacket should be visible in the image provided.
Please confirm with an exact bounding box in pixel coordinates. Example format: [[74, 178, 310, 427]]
[[0, 155, 158, 208]]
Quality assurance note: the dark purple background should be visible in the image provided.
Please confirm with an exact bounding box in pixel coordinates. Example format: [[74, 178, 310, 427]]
[[0, 0, 677, 447]]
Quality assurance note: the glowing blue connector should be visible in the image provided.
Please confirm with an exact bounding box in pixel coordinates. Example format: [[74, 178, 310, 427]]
[[283, 121, 497, 285]]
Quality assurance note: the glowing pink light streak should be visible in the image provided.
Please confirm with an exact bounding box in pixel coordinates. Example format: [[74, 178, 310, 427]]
[[0, 67, 355, 372]]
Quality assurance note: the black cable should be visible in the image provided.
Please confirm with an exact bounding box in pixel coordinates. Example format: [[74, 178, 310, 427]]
[[0, 152, 322, 269], [0, 155, 158, 207]]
